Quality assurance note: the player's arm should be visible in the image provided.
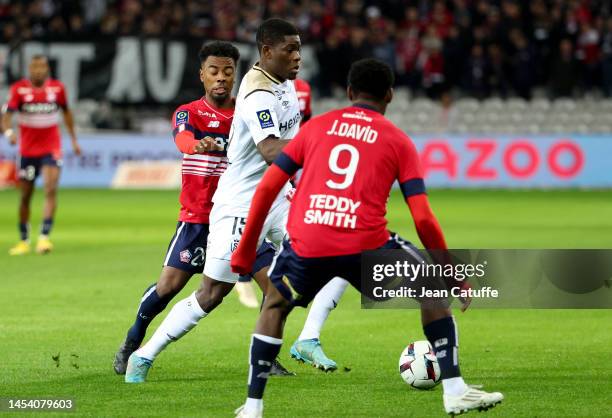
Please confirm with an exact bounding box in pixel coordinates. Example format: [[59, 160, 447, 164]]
[[2, 85, 18, 145], [243, 90, 287, 164], [61, 109, 81, 156], [398, 137, 471, 311], [256, 136, 288, 164], [172, 108, 217, 155], [1, 109, 16, 145], [56, 84, 81, 155]]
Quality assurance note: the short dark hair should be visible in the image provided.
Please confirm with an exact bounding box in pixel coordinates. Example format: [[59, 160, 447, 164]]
[[348, 59, 395, 100], [256, 18, 299, 52], [198, 41, 240, 65]]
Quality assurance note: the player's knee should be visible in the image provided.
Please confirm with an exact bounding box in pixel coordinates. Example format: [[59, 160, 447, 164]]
[[44, 186, 58, 198], [194, 281, 231, 312]]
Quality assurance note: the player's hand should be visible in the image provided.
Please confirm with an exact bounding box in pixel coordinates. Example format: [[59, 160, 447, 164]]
[[194, 136, 222, 153], [231, 249, 256, 275], [5, 129, 17, 146], [71, 140, 82, 156]]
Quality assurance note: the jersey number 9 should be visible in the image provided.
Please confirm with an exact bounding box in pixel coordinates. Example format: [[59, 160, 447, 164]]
[[325, 144, 359, 190]]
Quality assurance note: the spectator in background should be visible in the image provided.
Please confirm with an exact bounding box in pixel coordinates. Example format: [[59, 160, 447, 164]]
[[396, 25, 422, 92], [509, 29, 535, 99], [419, 28, 446, 99], [548, 39, 580, 98], [1, 0, 612, 100], [462, 44, 489, 99], [443, 25, 468, 89], [576, 20, 601, 91], [488, 43, 510, 98]]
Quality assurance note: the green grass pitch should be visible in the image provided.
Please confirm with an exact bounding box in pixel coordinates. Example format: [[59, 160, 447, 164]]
[[1, 189, 611, 417]]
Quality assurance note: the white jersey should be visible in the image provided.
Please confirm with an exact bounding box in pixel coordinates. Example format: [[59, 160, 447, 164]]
[[212, 64, 301, 216]]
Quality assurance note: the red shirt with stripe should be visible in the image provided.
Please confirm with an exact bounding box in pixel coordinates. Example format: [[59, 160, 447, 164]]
[[5, 78, 67, 158], [277, 104, 425, 257], [172, 98, 233, 224]]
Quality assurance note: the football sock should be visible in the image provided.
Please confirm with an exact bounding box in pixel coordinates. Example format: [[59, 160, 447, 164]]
[[19, 223, 29, 241], [40, 218, 53, 237], [298, 277, 348, 341], [135, 292, 206, 361], [442, 376, 469, 396], [126, 283, 173, 346], [423, 315, 467, 395], [244, 397, 263, 413], [247, 334, 282, 400]]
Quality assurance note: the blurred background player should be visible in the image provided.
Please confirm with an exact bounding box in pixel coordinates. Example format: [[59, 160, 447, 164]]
[[231, 59, 503, 417], [114, 41, 281, 374], [2, 54, 81, 255]]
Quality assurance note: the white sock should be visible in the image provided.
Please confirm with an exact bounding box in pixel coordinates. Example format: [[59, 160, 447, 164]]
[[442, 376, 469, 396], [135, 292, 207, 361], [244, 397, 263, 412], [298, 277, 348, 341]]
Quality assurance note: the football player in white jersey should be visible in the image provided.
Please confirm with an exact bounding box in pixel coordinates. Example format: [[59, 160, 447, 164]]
[[125, 18, 333, 382]]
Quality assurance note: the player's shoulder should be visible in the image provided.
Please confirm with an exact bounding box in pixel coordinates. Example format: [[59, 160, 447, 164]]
[[10, 79, 29, 89], [46, 79, 66, 91], [240, 65, 279, 99]]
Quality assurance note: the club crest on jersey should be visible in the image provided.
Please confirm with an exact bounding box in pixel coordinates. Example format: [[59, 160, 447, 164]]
[[176, 110, 189, 125], [179, 249, 192, 263], [231, 239, 240, 252], [256, 109, 274, 128]]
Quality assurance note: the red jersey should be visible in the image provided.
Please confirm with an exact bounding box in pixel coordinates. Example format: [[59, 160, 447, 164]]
[[5, 78, 68, 158], [294, 79, 312, 124], [172, 98, 233, 224], [279, 104, 425, 257]]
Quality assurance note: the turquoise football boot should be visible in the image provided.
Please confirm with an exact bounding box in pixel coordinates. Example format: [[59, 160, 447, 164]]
[[124, 353, 153, 383], [290, 338, 337, 372]]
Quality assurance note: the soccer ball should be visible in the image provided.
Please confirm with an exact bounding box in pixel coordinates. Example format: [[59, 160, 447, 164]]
[[398, 340, 441, 389]]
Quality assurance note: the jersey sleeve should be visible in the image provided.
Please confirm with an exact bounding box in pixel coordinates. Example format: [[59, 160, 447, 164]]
[[242, 90, 281, 144], [273, 125, 307, 176], [171, 105, 194, 139], [5, 84, 20, 112], [396, 133, 426, 198], [56, 83, 68, 110]]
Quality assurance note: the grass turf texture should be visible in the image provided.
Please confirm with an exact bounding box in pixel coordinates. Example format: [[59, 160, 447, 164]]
[[1, 189, 611, 417]]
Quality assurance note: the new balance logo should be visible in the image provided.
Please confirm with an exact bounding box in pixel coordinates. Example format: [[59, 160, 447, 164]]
[[436, 349, 447, 358], [208, 120, 220, 128]]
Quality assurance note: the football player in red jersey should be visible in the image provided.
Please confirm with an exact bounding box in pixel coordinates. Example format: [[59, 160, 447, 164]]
[[2, 55, 81, 255], [231, 59, 503, 417], [114, 42, 280, 375]]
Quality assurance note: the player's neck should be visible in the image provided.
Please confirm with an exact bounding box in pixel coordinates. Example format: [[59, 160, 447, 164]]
[[352, 101, 386, 115], [256, 62, 285, 83], [29, 78, 46, 88]]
